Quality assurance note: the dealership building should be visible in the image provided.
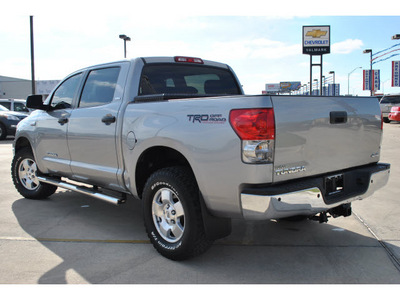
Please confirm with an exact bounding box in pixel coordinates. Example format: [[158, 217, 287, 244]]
[[0, 75, 59, 100]]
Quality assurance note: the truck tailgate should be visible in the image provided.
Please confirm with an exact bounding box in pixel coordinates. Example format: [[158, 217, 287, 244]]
[[271, 96, 382, 183]]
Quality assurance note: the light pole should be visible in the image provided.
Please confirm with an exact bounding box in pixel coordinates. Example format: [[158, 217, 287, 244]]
[[329, 71, 335, 95], [347, 67, 361, 96], [363, 49, 373, 96], [119, 34, 131, 58]]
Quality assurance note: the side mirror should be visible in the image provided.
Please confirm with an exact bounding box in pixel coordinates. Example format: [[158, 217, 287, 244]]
[[26, 95, 46, 110]]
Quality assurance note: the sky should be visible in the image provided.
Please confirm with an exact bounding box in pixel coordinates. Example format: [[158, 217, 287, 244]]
[[1, 0, 400, 96]]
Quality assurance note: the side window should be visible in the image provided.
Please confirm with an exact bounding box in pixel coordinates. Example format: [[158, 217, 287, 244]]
[[0, 102, 11, 110], [51, 73, 83, 109], [79, 67, 120, 108], [14, 102, 29, 112]]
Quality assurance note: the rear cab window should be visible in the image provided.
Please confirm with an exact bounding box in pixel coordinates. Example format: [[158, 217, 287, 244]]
[[380, 96, 400, 104], [138, 64, 242, 97]]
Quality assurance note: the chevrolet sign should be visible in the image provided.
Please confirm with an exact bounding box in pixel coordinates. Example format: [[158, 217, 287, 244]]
[[303, 25, 330, 55]]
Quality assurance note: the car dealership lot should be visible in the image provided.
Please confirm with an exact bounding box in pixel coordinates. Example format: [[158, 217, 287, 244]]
[[1, 123, 400, 284]]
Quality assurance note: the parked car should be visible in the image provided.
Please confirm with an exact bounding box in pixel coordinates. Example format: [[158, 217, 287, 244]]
[[0, 104, 28, 140], [0, 99, 31, 114], [380, 94, 400, 123], [389, 106, 400, 122]]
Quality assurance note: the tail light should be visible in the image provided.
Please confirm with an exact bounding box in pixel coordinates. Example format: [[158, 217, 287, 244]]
[[229, 108, 275, 164]]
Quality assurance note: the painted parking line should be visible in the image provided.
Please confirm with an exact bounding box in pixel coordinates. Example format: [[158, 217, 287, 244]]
[[0, 236, 151, 244]]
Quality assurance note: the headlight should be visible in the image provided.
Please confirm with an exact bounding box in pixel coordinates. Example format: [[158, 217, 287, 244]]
[[0, 114, 20, 121]]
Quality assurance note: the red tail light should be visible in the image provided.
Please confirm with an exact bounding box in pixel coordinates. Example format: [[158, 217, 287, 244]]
[[174, 56, 204, 64], [229, 108, 275, 140], [391, 106, 400, 112]]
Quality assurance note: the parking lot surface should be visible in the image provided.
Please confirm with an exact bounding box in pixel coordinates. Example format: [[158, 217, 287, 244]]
[[1, 123, 400, 284]]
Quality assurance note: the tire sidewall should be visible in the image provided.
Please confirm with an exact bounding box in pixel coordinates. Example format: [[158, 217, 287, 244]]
[[0, 123, 6, 140], [11, 148, 56, 199], [143, 169, 199, 259]]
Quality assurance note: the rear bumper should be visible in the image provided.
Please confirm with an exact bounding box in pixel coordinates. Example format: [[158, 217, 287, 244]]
[[240, 163, 390, 220]]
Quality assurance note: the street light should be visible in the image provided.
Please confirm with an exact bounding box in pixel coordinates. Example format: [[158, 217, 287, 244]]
[[363, 49, 373, 96], [347, 67, 361, 96], [392, 34, 400, 40], [119, 34, 131, 58]]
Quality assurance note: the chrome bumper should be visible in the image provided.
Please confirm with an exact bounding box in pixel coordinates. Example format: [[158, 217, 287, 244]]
[[241, 164, 390, 220]]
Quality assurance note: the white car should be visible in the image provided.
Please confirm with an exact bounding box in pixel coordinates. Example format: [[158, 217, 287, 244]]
[[0, 99, 31, 114]]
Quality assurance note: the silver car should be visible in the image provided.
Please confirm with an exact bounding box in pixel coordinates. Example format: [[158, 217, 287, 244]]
[[380, 94, 400, 123]]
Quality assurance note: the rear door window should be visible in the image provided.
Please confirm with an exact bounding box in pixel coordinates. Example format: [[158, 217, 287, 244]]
[[79, 67, 120, 108]]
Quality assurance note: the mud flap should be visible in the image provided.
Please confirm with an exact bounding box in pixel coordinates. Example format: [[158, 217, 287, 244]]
[[199, 193, 232, 241]]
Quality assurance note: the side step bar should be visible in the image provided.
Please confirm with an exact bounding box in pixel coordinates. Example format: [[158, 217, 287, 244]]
[[37, 176, 126, 205]]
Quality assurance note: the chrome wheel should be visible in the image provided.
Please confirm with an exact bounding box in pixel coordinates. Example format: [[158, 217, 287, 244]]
[[152, 188, 185, 243], [18, 158, 40, 191]]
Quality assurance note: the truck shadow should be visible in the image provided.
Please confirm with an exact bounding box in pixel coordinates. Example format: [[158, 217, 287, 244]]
[[12, 191, 400, 284]]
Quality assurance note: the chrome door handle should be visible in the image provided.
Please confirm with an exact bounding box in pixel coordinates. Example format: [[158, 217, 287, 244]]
[[101, 114, 116, 125], [58, 117, 69, 125]]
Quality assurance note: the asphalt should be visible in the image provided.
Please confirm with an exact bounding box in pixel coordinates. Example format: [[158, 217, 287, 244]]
[[1, 123, 400, 284]]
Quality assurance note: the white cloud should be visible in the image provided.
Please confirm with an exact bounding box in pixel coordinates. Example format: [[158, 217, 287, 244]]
[[332, 39, 364, 54]]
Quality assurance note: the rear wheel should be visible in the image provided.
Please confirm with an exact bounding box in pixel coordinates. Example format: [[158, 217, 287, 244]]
[[11, 148, 57, 199], [142, 166, 212, 260]]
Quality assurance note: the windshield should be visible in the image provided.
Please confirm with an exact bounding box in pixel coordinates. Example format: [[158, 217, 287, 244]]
[[380, 96, 400, 104], [139, 64, 242, 96]]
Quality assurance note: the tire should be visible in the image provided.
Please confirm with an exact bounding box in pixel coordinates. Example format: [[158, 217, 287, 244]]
[[142, 166, 212, 260], [11, 147, 58, 199], [0, 123, 6, 140], [383, 117, 390, 123]]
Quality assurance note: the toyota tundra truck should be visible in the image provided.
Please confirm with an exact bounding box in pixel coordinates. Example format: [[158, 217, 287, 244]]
[[11, 56, 390, 260]]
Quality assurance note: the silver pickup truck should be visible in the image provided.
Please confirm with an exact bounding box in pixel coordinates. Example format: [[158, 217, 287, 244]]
[[11, 56, 390, 260]]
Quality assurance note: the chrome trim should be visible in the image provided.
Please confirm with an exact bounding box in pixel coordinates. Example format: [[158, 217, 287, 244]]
[[241, 168, 390, 220], [38, 176, 124, 205]]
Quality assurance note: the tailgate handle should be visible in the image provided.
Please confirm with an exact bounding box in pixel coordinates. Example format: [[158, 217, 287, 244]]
[[330, 111, 347, 124]]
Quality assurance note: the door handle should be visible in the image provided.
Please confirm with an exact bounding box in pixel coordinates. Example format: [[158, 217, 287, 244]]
[[102, 114, 116, 125], [58, 117, 69, 125]]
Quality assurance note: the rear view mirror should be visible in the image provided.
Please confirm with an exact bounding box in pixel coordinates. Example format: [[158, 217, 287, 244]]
[[26, 95, 46, 110]]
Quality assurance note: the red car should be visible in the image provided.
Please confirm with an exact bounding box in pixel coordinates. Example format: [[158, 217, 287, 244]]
[[388, 106, 400, 122]]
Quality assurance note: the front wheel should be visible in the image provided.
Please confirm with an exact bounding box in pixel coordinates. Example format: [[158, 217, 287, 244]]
[[142, 167, 212, 260], [11, 148, 57, 199]]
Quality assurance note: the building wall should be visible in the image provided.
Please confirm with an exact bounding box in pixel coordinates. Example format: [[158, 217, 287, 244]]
[[0, 76, 32, 100], [0, 76, 59, 100]]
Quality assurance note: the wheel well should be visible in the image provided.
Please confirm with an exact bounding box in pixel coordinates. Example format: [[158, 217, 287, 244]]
[[135, 146, 192, 198], [14, 137, 32, 153]]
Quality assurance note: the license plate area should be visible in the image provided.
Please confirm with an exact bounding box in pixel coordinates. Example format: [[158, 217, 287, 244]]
[[325, 174, 344, 196]]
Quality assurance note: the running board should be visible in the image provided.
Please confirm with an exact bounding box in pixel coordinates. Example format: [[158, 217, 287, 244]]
[[37, 176, 126, 205]]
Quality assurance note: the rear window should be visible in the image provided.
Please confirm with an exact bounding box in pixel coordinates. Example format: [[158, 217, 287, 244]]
[[139, 64, 241, 96], [380, 96, 400, 104]]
